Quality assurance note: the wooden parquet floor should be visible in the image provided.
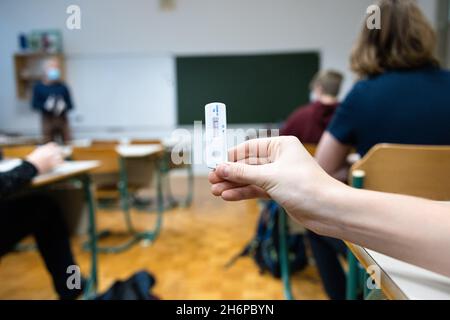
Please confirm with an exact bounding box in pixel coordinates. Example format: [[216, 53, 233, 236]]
[[0, 177, 326, 300]]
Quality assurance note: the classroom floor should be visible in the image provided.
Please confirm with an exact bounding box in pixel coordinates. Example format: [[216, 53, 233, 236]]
[[0, 177, 326, 300]]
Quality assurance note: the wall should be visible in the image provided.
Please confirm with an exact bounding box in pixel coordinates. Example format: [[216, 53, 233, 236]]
[[0, 0, 439, 138]]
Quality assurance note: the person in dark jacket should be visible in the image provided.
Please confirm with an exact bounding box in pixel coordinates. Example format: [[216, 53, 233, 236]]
[[0, 143, 83, 299], [280, 70, 343, 143], [32, 58, 74, 144]]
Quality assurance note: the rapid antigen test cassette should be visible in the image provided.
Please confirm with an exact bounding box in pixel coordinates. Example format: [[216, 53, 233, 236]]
[[205, 102, 227, 169]]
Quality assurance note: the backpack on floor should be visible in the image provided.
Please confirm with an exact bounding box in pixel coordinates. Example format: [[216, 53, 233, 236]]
[[226, 201, 308, 278], [94, 270, 159, 300]]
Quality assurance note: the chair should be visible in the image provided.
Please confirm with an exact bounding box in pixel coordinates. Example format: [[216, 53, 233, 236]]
[[346, 144, 450, 300], [72, 145, 121, 200], [303, 143, 317, 156], [131, 138, 194, 208], [130, 139, 161, 145], [91, 139, 119, 146], [72, 145, 164, 253]]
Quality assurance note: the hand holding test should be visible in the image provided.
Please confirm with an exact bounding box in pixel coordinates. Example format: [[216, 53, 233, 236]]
[[205, 102, 228, 169]]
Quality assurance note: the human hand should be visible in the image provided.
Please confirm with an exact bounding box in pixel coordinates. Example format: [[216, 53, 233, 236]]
[[209, 136, 339, 215], [26, 142, 64, 174]]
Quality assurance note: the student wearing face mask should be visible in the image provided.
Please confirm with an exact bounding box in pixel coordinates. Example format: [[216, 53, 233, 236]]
[[280, 70, 343, 144], [31, 58, 74, 144]]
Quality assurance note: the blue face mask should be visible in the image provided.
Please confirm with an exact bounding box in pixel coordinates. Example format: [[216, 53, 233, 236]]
[[46, 68, 61, 81], [309, 91, 318, 102]]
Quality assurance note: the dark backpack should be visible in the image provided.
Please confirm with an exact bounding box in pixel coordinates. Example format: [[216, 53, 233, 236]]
[[94, 270, 159, 300], [226, 201, 308, 278]]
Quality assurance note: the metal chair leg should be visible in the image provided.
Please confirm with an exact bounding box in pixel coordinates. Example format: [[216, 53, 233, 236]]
[[346, 171, 366, 299], [81, 174, 98, 299], [365, 288, 386, 300], [279, 208, 294, 300], [346, 251, 360, 300], [164, 163, 194, 209], [118, 157, 136, 234], [182, 163, 194, 208]]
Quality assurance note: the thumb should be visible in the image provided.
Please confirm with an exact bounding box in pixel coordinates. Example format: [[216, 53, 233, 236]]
[[216, 162, 266, 187]]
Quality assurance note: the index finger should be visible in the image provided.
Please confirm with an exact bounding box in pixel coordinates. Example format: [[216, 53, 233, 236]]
[[208, 170, 225, 184], [228, 138, 272, 162]]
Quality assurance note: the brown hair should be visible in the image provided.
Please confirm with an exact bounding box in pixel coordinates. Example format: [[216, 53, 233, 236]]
[[310, 70, 344, 97], [351, 0, 440, 78]]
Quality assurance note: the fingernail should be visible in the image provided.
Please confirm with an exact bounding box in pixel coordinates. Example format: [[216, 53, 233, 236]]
[[221, 164, 230, 178]]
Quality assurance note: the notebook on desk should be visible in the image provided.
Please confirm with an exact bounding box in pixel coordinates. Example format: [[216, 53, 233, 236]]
[[0, 159, 98, 176]]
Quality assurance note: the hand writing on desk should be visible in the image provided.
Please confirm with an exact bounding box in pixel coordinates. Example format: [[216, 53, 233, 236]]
[[26, 142, 64, 174]]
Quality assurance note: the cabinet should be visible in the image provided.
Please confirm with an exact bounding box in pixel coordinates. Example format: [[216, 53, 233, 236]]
[[14, 53, 66, 100]]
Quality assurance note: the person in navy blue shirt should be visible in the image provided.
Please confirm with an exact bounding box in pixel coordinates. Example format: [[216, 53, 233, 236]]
[[32, 58, 74, 143], [324, 66, 450, 161], [312, 0, 450, 300]]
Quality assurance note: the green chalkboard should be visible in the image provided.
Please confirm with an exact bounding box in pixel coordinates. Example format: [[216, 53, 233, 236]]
[[176, 52, 320, 125]]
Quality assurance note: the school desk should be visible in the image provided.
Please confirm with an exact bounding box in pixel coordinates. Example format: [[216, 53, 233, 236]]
[[0, 160, 100, 299], [347, 243, 450, 300], [88, 144, 165, 254], [160, 138, 194, 208]]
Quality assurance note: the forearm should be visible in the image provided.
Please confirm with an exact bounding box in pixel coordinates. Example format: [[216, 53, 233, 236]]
[[330, 166, 349, 182], [299, 183, 450, 277], [0, 161, 38, 199]]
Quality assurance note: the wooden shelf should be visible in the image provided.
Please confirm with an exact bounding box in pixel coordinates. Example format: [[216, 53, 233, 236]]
[[14, 52, 66, 100]]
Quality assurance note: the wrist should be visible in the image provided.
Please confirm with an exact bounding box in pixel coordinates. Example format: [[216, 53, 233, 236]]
[[300, 177, 352, 237], [25, 156, 42, 174], [21, 160, 39, 178]]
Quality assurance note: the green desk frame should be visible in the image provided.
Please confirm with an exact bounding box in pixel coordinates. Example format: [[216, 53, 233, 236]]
[[160, 149, 194, 209], [126, 148, 194, 212], [279, 208, 294, 300], [80, 174, 99, 299], [346, 173, 385, 300], [86, 156, 164, 254]]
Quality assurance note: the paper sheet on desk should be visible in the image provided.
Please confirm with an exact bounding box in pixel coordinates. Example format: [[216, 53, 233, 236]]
[[0, 159, 23, 172], [0, 160, 72, 175], [31, 161, 100, 184], [46, 161, 98, 175], [116, 144, 163, 157], [0, 160, 98, 175]]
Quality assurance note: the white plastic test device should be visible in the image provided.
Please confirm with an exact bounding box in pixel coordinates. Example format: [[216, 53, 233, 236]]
[[205, 102, 227, 169]]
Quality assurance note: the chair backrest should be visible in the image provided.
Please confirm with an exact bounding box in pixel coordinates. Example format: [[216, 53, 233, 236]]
[[350, 144, 450, 201], [130, 139, 161, 145], [303, 143, 317, 156], [72, 145, 119, 175], [91, 139, 119, 147], [1, 145, 37, 159]]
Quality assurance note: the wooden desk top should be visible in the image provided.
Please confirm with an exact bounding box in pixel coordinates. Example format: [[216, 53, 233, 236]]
[[32, 161, 100, 187], [0, 136, 42, 147], [0, 160, 100, 188], [347, 243, 450, 300], [116, 144, 163, 158]]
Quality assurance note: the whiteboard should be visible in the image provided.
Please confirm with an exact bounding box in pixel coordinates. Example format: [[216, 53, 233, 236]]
[[66, 55, 176, 131]]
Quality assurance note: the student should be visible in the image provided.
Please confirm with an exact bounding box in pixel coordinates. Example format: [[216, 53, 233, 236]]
[[32, 58, 74, 144], [0, 143, 84, 299], [307, 0, 450, 299], [209, 137, 450, 278], [280, 70, 343, 144], [317, 0, 450, 181], [280, 70, 343, 286]]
